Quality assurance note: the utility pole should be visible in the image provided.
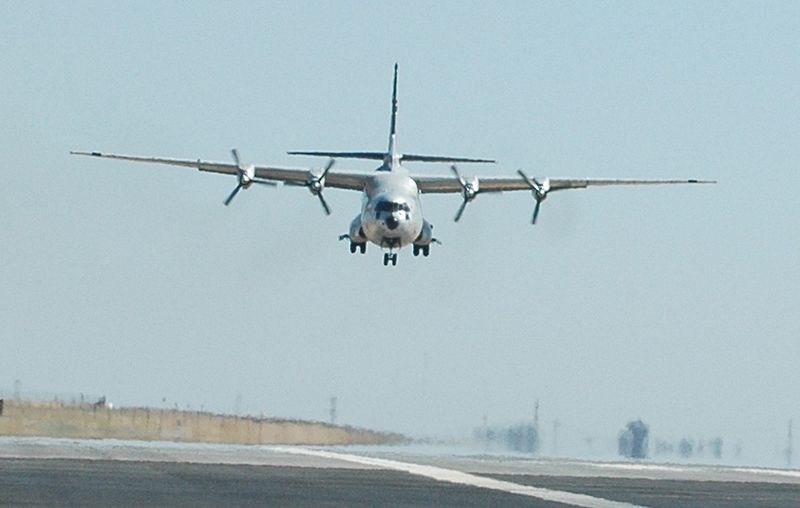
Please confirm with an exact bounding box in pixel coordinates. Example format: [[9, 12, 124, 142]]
[[533, 400, 540, 454], [329, 396, 338, 425], [786, 419, 793, 469]]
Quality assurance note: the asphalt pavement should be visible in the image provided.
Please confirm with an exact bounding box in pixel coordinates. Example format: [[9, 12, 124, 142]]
[[2, 438, 799, 507]]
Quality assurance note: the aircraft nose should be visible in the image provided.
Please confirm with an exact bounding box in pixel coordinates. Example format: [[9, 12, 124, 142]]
[[386, 216, 400, 230]]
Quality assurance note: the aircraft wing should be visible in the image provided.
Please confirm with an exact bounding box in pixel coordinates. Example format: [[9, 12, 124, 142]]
[[70, 151, 371, 191], [414, 175, 716, 193]]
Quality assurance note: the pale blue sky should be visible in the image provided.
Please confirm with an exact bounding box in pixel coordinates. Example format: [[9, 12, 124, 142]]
[[1, 1, 798, 465]]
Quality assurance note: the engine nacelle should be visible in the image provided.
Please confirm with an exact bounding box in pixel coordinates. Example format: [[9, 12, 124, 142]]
[[464, 175, 479, 199], [413, 219, 435, 246], [306, 168, 325, 195]]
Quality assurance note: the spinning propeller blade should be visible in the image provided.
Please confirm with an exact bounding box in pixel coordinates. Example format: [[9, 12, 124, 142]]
[[517, 169, 550, 225], [317, 193, 331, 215], [454, 198, 469, 223], [223, 148, 275, 206], [224, 184, 243, 206], [532, 200, 542, 225], [287, 158, 335, 215], [451, 164, 480, 222]]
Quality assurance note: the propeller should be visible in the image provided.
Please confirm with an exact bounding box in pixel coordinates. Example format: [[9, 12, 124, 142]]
[[286, 158, 335, 215], [451, 165, 481, 222], [223, 184, 243, 207], [517, 170, 550, 224], [224, 149, 276, 206]]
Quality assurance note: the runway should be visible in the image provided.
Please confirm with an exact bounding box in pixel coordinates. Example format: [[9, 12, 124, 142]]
[[1, 438, 799, 507]]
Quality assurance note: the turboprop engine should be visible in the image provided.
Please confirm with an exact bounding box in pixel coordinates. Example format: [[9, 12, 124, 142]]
[[285, 159, 336, 215]]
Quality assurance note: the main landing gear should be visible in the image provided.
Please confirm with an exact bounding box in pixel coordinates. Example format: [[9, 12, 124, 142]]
[[383, 252, 398, 266], [349, 242, 366, 254], [412, 244, 430, 257], [339, 234, 366, 254], [412, 238, 440, 258]]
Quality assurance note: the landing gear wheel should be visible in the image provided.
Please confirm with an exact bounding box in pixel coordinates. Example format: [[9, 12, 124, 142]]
[[349, 241, 366, 254], [413, 245, 430, 257], [383, 253, 398, 266]]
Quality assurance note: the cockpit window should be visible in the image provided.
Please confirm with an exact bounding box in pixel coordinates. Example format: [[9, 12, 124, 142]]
[[376, 201, 410, 212]]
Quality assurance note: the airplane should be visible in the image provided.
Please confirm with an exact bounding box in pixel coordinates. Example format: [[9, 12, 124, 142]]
[[72, 64, 714, 266]]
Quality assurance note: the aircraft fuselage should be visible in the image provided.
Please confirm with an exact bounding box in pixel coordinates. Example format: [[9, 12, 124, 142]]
[[358, 165, 424, 249]]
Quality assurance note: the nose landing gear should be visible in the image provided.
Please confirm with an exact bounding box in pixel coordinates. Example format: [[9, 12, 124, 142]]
[[383, 252, 398, 266]]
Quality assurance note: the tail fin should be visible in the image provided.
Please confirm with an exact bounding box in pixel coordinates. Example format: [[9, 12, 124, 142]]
[[387, 63, 399, 164], [288, 64, 494, 166]]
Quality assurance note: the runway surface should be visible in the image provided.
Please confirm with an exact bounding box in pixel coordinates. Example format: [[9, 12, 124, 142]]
[[1, 438, 799, 507]]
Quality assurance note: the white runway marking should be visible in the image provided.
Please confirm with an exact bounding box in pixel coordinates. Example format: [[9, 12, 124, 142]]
[[271, 447, 647, 508]]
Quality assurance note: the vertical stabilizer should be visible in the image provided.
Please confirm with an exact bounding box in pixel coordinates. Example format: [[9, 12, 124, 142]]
[[287, 63, 494, 165], [387, 63, 399, 168]]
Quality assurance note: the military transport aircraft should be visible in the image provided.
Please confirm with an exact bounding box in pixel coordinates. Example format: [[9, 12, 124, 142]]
[[72, 64, 714, 266]]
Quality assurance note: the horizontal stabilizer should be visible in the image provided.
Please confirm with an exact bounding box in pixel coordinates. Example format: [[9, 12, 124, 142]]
[[401, 154, 495, 164], [288, 151, 385, 160], [288, 151, 494, 164]]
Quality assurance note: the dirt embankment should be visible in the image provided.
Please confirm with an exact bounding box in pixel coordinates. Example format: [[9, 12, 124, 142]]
[[0, 400, 406, 445]]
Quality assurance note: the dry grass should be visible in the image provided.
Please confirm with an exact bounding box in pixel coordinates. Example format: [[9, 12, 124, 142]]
[[0, 400, 406, 445]]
